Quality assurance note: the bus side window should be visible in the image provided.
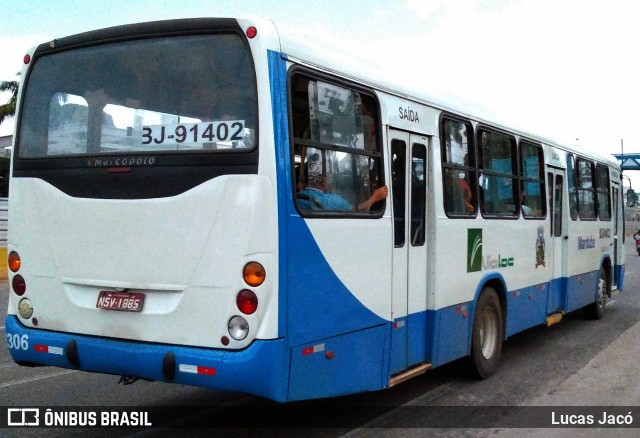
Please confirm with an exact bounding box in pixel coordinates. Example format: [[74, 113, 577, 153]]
[[596, 164, 611, 221], [392, 142, 406, 247], [566, 154, 579, 220], [289, 74, 384, 215], [478, 129, 517, 218], [577, 158, 596, 220], [519, 141, 546, 218], [441, 117, 476, 217], [411, 143, 427, 246]]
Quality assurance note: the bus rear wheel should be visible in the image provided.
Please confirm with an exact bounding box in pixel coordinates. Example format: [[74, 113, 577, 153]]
[[468, 287, 503, 379], [585, 266, 609, 320]]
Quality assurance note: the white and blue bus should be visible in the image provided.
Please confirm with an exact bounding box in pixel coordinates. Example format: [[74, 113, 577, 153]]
[[5, 17, 624, 402]]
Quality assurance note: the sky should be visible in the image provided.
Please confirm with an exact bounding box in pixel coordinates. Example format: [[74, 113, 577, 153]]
[[1, 0, 639, 187]]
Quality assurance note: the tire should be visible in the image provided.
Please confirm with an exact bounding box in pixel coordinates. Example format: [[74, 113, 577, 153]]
[[584, 265, 609, 320], [468, 287, 504, 379]]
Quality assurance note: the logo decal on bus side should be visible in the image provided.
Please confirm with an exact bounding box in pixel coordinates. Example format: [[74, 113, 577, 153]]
[[467, 229, 483, 273], [467, 228, 516, 272]]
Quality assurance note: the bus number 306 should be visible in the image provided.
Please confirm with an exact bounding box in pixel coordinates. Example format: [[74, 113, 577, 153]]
[[6, 333, 29, 351]]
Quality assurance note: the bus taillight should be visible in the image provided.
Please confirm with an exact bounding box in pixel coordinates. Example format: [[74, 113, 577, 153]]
[[243, 262, 265, 287], [236, 290, 258, 315], [228, 316, 249, 341], [9, 251, 26, 295], [24, 54, 31, 64], [8, 251, 21, 272], [12, 274, 26, 296], [246, 26, 257, 39]]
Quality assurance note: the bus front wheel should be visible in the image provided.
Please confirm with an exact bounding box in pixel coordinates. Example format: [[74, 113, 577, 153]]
[[468, 287, 503, 379]]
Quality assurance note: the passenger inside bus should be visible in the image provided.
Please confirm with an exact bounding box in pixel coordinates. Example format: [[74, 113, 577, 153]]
[[297, 173, 388, 212], [445, 171, 474, 214]]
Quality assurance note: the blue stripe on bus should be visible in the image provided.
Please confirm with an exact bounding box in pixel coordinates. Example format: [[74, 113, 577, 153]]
[[288, 323, 387, 400], [268, 49, 290, 339], [286, 216, 388, 347], [6, 266, 611, 401], [505, 282, 549, 337], [565, 270, 600, 312], [615, 264, 625, 291], [431, 305, 469, 367], [407, 311, 433, 366], [430, 268, 608, 367], [4, 315, 290, 402]]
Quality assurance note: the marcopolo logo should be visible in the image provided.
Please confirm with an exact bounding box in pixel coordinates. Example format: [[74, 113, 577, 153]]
[[467, 229, 483, 272]]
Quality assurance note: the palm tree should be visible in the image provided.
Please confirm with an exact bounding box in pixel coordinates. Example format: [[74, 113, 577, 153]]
[[0, 73, 20, 126]]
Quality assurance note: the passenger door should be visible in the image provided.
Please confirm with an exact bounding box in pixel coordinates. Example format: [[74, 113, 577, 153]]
[[611, 181, 621, 288], [389, 129, 429, 375], [546, 168, 567, 313]]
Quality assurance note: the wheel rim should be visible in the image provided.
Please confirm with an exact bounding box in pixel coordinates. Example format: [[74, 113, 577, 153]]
[[480, 306, 498, 359]]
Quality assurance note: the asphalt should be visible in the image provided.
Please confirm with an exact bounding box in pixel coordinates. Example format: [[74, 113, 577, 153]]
[[488, 320, 640, 437]]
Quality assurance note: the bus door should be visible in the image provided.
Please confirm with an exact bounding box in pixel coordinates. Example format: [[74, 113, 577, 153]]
[[611, 181, 621, 288], [389, 129, 429, 375], [546, 168, 567, 313]]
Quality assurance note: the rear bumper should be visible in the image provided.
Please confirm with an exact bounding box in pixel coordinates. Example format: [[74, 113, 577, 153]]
[[4, 315, 288, 402]]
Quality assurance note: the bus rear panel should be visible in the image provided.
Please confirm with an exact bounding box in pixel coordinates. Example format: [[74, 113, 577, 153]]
[[6, 18, 291, 401]]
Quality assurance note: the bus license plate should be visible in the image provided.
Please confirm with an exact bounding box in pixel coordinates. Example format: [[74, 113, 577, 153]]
[[96, 291, 144, 312]]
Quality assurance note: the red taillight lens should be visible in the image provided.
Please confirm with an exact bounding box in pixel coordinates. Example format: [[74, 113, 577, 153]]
[[24, 54, 31, 64], [8, 251, 21, 272], [236, 290, 258, 315], [12, 274, 26, 296], [246, 26, 257, 39]]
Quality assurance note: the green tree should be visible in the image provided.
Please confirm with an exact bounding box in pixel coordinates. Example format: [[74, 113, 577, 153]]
[[0, 73, 19, 197], [0, 73, 20, 126]]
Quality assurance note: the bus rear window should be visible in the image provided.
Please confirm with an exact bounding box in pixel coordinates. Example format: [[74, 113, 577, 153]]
[[18, 33, 257, 158]]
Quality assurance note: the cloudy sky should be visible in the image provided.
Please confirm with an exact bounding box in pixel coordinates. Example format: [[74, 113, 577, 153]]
[[1, 0, 639, 185]]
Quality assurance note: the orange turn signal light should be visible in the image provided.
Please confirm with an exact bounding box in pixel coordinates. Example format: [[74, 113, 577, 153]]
[[8, 251, 21, 273], [243, 262, 265, 287]]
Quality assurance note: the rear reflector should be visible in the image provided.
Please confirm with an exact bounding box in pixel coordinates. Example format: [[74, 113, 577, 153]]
[[34, 344, 64, 355], [179, 364, 216, 376], [302, 343, 325, 356]]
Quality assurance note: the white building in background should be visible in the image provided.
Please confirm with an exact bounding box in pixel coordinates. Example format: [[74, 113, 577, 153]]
[[0, 134, 11, 154]]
